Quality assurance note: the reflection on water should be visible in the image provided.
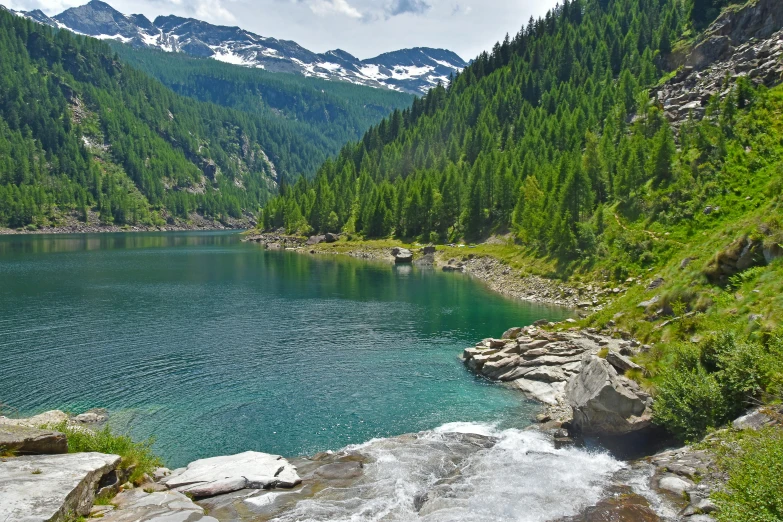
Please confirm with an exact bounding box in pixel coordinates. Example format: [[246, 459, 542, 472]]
[[0, 232, 571, 467]]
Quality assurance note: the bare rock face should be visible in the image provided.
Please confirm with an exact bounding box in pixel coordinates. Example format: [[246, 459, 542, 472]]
[[565, 356, 652, 436], [161, 451, 301, 499], [0, 452, 120, 522], [99, 489, 219, 522], [0, 425, 67, 455]]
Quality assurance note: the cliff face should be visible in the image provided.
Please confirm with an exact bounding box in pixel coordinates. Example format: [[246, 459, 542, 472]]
[[655, 0, 783, 124]]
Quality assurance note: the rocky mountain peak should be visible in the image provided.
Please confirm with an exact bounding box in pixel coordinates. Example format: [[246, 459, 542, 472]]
[[12, 0, 465, 95]]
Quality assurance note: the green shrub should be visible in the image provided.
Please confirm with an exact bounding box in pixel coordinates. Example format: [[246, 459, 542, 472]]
[[712, 428, 783, 522], [52, 423, 161, 484], [653, 365, 729, 441]]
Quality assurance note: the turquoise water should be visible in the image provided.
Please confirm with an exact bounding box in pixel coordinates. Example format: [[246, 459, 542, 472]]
[[0, 232, 570, 467]]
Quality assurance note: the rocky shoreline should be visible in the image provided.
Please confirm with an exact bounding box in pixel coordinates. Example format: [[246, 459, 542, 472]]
[[0, 210, 255, 235], [243, 232, 624, 310]]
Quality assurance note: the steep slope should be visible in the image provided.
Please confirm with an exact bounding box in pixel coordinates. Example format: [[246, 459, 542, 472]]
[[108, 43, 413, 156], [13, 0, 466, 95], [0, 9, 282, 229]]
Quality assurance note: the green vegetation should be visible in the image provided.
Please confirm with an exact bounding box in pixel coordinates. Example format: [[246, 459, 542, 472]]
[[0, 9, 333, 229], [704, 426, 783, 521], [111, 43, 413, 181], [54, 422, 161, 484], [255, 0, 783, 512]]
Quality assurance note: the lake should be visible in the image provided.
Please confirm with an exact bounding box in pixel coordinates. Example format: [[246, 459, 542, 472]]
[[0, 231, 570, 468]]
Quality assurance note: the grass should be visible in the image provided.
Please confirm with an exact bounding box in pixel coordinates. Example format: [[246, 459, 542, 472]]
[[704, 426, 783, 521], [50, 422, 162, 484]]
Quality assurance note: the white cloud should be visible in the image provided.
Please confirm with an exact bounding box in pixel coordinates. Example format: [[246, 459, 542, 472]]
[[307, 0, 362, 18], [193, 0, 236, 22]]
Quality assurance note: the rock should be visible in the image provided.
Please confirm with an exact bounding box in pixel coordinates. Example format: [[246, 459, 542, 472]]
[[72, 408, 108, 425], [703, 205, 714, 215], [687, 35, 732, 70], [323, 232, 339, 243], [152, 467, 171, 481], [0, 410, 69, 428], [565, 356, 652, 436], [421, 245, 436, 255], [442, 265, 463, 272], [313, 461, 363, 480], [658, 474, 694, 496], [100, 489, 219, 522], [502, 327, 522, 339], [638, 295, 660, 308], [306, 235, 325, 245], [533, 319, 550, 326], [732, 408, 778, 430], [605, 351, 642, 374], [0, 425, 67, 455], [393, 248, 413, 264], [680, 257, 694, 270], [162, 451, 301, 498], [512, 379, 565, 406], [0, 452, 120, 522], [524, 366, 567, 383], [647, 277, 665, 290]]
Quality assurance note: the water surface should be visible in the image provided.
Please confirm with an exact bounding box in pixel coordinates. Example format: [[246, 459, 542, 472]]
[[0, 232, 570, 467]]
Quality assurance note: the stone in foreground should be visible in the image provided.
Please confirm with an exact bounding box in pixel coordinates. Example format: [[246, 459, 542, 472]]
[[565, 356, 652, 436], [162, 451, 301, 498], [0, 452, 120, 522], [99, 489, 219, 522], [0, 425, 67, 455]]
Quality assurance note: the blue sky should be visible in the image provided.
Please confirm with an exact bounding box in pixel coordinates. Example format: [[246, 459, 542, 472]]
[[7, 0, 560, 60]]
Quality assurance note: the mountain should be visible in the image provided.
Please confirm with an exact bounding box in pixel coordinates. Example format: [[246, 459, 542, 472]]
[[13, 0, 466, 95]]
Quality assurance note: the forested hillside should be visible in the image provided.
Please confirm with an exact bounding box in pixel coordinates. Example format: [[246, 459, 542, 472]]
[[0, 9, 408, 230], [261, 0, 686, 244], [109, 44, 413, 166]]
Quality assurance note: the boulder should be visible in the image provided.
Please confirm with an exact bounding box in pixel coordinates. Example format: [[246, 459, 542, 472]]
[[72, 408, 108, 426], [421, 246, 436, 255], [502, 327, 522, 339], [0, 452, 120, 522], [442, 265, 463, 272], [99, 489, 219, 522], [306, 235, 325, 245], [393, 248, 413, 264], [323, 232, 339, 243], [0, 425, 67, 455], [565, 356, 652, 436], [605, 351, 642, 374], [162, 451, 301, 499]]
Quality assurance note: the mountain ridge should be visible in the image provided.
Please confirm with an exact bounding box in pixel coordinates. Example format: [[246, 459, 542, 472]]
[[10, 0, 466, 95]]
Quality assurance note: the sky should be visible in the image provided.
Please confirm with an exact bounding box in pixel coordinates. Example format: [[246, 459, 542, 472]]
[[5, 0, 561, 60]]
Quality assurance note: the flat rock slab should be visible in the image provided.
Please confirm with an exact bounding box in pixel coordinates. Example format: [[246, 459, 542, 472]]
[[100, 489, 219, 522], [162, 451, 301, 498], [0, 410, 69, 428], [0, 425, 67, 454], [0, 452, 120, 522]]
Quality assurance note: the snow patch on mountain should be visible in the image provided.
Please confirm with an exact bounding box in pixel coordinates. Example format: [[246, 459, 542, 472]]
[[9, 0, 465, 95]]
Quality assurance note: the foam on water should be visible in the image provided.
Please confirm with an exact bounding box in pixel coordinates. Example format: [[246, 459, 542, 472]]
[[271, 422, 628, 522]]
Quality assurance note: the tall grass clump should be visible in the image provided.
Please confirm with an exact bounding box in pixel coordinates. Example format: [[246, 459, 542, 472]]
[[52, 422, 162, 484]]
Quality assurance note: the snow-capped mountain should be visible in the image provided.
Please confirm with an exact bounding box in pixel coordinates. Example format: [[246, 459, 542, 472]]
[[10, 0, 466, 95]]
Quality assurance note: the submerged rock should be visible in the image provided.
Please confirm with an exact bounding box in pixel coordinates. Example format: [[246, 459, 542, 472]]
[[0, 452, 120, 522], [162, 451, 301, 498]]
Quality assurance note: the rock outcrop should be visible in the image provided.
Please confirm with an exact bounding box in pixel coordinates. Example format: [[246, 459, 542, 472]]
[[462, 326, 647, 431], [565, 356, 653, 436], [0, 425, 67, 455], [655, 0, 783, 125], [392, 247, 413, 263], [161, 451, 301, 499], [99, 489, 219, 522], [0, 452, 121, 522]]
